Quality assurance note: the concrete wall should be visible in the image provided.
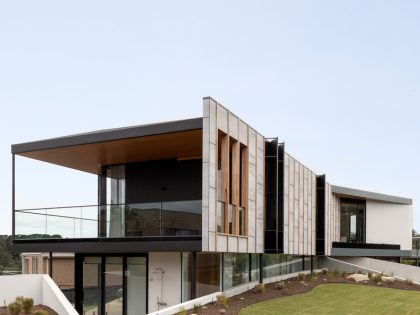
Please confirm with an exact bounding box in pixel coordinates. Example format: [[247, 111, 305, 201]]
[[202, 97, 265, 253], [327, 257, 420, 284], [283, 153, 317, 255], [148, 252, 181, 313], [0, 275, 77, 315], [325, 183, 340, 256], [366, 200, 412, 250]]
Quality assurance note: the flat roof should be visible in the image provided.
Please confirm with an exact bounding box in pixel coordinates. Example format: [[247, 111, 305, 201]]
[[331, 185, 412, 205], [12, 118, 203, 174], [12, 117, 203, 154]]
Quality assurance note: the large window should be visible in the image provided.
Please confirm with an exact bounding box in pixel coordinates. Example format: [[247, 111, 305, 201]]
[[106, 165, 126, 238], [340, 199, 366, 243], [196, 253, 220, 297], [223, 254, 249, 290]]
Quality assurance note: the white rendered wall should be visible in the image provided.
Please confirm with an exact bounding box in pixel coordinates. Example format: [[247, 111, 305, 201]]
[[366, 200, 412, 250], [0, 275, 77, 315], [148, 252, 181, 313]]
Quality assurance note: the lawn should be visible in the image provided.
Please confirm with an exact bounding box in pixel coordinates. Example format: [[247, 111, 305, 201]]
[[240, 283, 420, 315]]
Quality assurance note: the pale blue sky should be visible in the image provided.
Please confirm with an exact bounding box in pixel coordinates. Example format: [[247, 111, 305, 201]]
[[0, 1, 419, 234]]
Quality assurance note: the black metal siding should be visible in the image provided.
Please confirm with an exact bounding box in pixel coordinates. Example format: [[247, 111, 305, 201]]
[[316, 175, 326, 255], [277, 143, 284, 253], [264, 139, 279, 253], [125, 159, 202, 204]]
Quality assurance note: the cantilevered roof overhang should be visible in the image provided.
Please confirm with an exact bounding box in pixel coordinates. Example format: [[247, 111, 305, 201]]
[[11, 118, 203, 174], [332, 185, 412, 205]]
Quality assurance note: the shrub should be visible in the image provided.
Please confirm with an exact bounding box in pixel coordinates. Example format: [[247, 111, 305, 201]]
[[332, 269, 339, 277], [192, 303, 202, 313], [216, 294, 230, 309], [22, 297, 34, 314], [341, 271, 346, 277], [310, 273, 318, 282], [367, 272, 373, 279], [223, 296, 230, 309], [15, 296, 25, 303], [8, 301, 22, 315], [275, 281, 286, 290], [406, 279, 413, 285], [177, 307, 187, 315], [298, 272, 305, 281], [254, 283, 265, 294], [33, 312, 48, 315], [321, 268, 328, 275], [372, 273, 382, 282]]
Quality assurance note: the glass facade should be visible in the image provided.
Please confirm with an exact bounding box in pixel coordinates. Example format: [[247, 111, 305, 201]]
[[83, 257, 101, 315], [223, 253, 249, 290], [105, 257, 123, 315], [181, 253, 192, 302], [126, 257, 147, 315], [196, 253, 221, 298], [260, 254, 307, 279], [250, 254, 260, 282]]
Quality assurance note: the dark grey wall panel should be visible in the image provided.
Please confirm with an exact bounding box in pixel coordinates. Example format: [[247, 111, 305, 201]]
[[125, 159, 202, 203], [316, 175, 326, 255]]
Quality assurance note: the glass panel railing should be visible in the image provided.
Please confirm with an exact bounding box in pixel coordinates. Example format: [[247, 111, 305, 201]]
[[14, 200, 202, 240], [162, 200, 202, 236], [125, 203, 161, 237], [15, 205, 99, 240]]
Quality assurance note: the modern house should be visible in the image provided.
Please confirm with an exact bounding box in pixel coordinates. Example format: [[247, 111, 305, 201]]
[[11, 97, 413, 315]]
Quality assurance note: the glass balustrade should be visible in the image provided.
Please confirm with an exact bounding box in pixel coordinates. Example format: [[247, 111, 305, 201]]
[[14, 200, 202, 240]]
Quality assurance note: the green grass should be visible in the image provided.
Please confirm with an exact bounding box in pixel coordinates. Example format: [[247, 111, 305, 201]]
[[240, 284, 420, 315]]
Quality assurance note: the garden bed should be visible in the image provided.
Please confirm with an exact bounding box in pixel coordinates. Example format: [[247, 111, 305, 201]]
[[188, 272, 420, 315], [0, 305, 58, 315]]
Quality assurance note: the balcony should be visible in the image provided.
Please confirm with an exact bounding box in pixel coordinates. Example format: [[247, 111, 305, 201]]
[[14, 200, 202, 241]]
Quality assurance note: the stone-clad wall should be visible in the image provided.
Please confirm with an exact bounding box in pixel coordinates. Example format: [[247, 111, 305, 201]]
[[202, 97, 265, 253], [283, 153, 317, 255]]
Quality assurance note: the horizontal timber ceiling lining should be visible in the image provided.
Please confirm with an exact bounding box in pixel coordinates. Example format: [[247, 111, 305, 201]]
[[17, 129, 203, 174]]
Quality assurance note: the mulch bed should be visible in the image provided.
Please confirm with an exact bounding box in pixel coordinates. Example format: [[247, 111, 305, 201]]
[[0, 305, 58, 315], [189, 273, 420, 315]]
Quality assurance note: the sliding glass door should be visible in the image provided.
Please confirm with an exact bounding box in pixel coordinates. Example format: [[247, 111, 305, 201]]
[[83, 257, 101, 315], [81, 255, 147, 315], [105, 257, 123, 315], [126, 257, 147, 315]]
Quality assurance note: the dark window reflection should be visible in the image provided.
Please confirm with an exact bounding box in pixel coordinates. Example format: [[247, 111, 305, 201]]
[[340, 199, 366, 243]]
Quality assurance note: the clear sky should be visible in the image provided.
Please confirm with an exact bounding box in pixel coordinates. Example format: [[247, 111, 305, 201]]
[[0, 1, 419, 235]]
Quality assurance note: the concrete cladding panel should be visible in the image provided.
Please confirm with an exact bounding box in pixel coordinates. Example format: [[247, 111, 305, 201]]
[[366, 200, 412, 250], [325, 182, 340, 256], [202, 97, 264, 253], [283, 153, 317, 256]]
